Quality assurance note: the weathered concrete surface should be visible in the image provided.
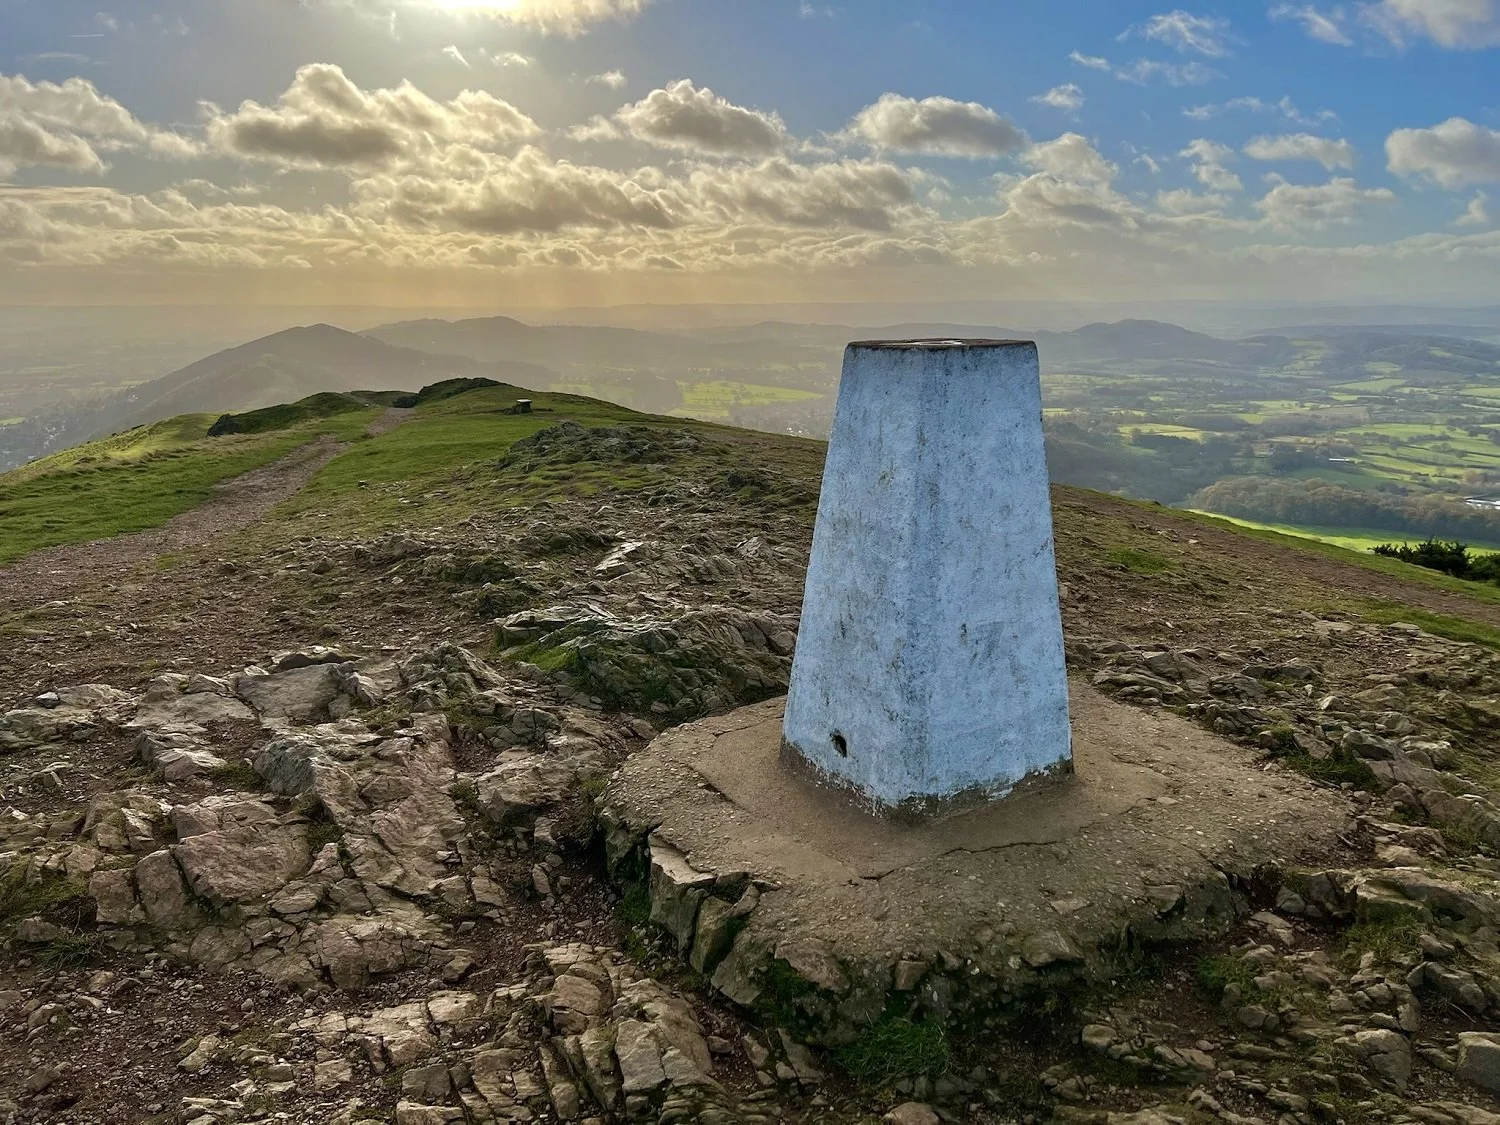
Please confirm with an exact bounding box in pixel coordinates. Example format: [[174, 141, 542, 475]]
[[782, 339, 1071, 813], [605, 683, 1355, 1039]]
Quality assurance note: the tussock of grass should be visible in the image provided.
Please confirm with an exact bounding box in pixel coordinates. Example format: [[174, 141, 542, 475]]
[[1340, 917, 1424, 965], [37, 932, 104, 972], [1195, 954, 1267, 1002], [1106, 546, 1172, 574], [210, 760, 263, 790], [616, 883, 651, 929], [1268, 743, 1378, 790], [0, 868, 91, 931], [833, 1012, 950, 1088]]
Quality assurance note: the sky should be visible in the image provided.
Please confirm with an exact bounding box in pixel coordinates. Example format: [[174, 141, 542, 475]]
[[1, 0, 1499, 309]]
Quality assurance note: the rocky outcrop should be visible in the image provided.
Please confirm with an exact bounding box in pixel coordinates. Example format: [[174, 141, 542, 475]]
[[498, 605, 796, 718]]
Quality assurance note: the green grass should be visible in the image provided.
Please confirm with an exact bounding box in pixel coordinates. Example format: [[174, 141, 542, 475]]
[[1194, 512, 1500, 554], [0, 389, 385, 565], [832, 1012, 950, 1088], [0, 412, 370, 565], [1355, 601, 1500, 649], [1274, 744, 1378, 790], [1118, 423, 1208, 441], [1195, 954, 1270, 1002], [274, 384, 824, 539], [210, 760, 263, 790], [37, 932, 104, 972], [283, 387, 639, 500], [1339, 916, 1424, 966], [208, 391, 371, 436], [0, 868, 90, 932], [18, 414, 219, 474]]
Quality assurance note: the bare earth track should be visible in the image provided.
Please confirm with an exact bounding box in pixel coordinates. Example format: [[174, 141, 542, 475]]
[[0, 436, 346, 606]]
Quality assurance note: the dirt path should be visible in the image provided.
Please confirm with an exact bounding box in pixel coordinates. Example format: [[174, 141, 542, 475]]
[[0, 436, 346, 606], [364, 406, 414, 436]]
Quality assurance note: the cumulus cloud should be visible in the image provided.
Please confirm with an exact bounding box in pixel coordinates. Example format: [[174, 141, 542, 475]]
[[0, 115, 103, 175], [346, 147, 925, 238], [0, 73, 198, 176], [588, 70, 628, 89], [602, 80, 788, 156], [1126, 10, 1236, 55], [1031, 84, 1085, 113], [1023, 134, 1117, 183], [995, 171, 1140, 233], [1255, 175, 1396, 227], [688, 157, 924, 230], [15, 59, 1500, 302], [1069, 51, 1113, 71], [1269, 4, 1354, 45], [1387, 117, 1500, 187], [354, 147, 684, 234], [847, 94, 1026, 158], [1361, 0, 1500, 48], [1244, 133, 1357, 169], [203, 64, 539, 169], [1181, 138, 1243, 192]]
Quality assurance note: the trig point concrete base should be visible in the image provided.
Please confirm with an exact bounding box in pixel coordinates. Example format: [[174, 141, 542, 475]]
[[782, 339, 1071, 815], [602, 686, 1354, 1041]]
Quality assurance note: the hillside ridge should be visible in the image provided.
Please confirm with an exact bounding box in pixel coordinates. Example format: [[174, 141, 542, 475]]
[[4, 387, 1500, 1123]]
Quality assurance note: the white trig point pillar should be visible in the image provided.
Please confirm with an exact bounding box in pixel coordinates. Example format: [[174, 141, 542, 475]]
[[782, 339, 1072, 816]]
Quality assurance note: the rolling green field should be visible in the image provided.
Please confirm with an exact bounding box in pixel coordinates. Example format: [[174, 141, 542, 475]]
[[669, 380, 823, 419], [1046, 330, 1500, 549], [546, 377, 823, 421], [1190, 511, 1500, 554]]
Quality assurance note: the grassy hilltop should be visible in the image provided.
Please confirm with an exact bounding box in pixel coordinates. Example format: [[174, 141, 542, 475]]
[[3, 375, 1498, 639]]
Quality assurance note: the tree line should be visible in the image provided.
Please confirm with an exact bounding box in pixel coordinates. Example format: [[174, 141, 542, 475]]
[[1189, 476, 1500, 542]]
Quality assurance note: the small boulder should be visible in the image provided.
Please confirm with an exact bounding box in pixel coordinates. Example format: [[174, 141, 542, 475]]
[[1456, 1033, 1500, 1092], [885, 1105, 940, 1125]]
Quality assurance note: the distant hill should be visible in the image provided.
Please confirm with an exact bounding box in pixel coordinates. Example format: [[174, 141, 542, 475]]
[[113, 324, 546, 426], [0, 325, 554, 470]]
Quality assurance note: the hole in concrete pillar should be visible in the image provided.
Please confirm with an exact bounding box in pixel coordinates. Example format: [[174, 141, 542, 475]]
[[831, 732, 848, 757]]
